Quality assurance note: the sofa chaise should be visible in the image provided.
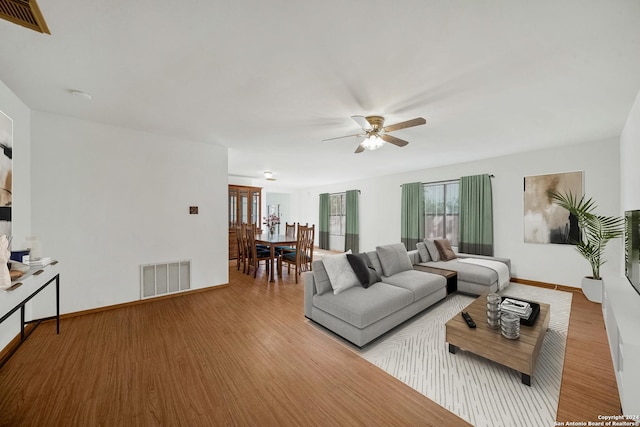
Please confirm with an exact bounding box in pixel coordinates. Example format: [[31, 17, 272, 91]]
[[410, 238, 511, 295]]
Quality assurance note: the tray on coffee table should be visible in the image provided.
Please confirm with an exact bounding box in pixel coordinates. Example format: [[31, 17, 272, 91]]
[[501, 296, 540, 326]]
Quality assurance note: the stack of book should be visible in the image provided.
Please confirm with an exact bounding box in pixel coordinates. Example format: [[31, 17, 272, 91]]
[[22, 256, 53, 266], [501, 298, 533, 319]]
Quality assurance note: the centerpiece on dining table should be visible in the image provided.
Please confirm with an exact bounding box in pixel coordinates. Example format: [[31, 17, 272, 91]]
[[263, 214, 280, 236]]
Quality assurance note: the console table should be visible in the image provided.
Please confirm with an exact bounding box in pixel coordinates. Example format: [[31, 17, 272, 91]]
[[414, 264, 458, 294], [0, 261, 60, 368]]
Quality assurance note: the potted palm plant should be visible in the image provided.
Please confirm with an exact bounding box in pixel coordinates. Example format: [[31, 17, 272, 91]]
[[547, 190, 624, 302]]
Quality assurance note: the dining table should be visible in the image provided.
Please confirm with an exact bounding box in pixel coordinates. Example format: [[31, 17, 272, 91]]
[[255, 233, 297, 282]]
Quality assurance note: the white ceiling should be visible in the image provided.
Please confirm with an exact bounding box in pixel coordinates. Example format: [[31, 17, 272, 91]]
[[2, 1, 640, 188]]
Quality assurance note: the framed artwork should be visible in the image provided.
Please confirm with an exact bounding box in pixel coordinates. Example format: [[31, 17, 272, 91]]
[[524, 171, 583, 244], [0, 110, 11, 240]]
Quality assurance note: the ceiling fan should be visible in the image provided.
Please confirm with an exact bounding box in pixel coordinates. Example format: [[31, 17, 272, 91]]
[[323, 115, 426, 153]]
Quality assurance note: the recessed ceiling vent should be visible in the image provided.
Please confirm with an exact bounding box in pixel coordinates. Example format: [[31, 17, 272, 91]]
[[0, 0, 50, 34]]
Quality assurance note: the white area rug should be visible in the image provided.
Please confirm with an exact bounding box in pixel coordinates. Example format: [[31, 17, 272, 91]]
[[356, 284, 573, 427]]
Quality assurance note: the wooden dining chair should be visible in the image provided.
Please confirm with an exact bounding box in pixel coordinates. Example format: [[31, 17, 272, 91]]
[[276, 222, 297, 256], [235, 225, 245, 272], [285, 222, 296, 238], [280, 224, 315, 283], [239, 223, 252, 273], [245, 226, 272, 278]]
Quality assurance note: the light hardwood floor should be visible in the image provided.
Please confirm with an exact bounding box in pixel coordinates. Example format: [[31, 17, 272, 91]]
[[0, 261, 620, 426]]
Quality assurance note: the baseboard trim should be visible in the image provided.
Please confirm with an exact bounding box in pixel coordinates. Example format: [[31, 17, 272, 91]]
[[511, 277, 583, 294], [60, 283, 230, 320]]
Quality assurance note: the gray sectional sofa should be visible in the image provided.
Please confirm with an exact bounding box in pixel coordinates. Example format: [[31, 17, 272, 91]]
[[304, 243, 447, 347], [304, 241, 512, 347]]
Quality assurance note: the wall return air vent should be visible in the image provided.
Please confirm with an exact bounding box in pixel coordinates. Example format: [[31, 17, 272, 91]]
[[0, 0, 50, 34], [140, 261, 191, 299]]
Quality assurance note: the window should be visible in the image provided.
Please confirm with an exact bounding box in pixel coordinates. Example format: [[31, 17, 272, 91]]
[[424, 180, 460, 246], [329, 193, 346, 236]]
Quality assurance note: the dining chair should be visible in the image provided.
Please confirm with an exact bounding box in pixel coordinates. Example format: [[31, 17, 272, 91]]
[[285, 222, 296, 238], [255, 226, 270, 251], [279, 222, 307, 255], [280, 224, 315, 283], [276, 222, 297, 256], [235, 225, 245, 272], [245, 226, 272, 278], [240, 223, 251, 273]]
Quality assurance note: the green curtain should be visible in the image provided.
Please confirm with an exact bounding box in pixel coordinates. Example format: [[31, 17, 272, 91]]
[[400, 182, 424, 250], [459, 174, 494, 256], [319, 193, 330, 249], [345, 190, 359, 253]]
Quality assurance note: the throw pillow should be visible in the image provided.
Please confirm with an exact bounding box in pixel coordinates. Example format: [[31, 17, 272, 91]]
[[357, 253, 382, 286], [346, 254, 369, 287], [434, 239, 457, 261], [346, 253, 381, 288], [416, 242, 431, 263], [424, 239, 441, 262], [322, 250, 360, 295], [376, 243, 414, 277]]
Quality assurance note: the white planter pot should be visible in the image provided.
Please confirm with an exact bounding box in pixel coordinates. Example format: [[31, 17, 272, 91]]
[[581, 277, 603, 303]]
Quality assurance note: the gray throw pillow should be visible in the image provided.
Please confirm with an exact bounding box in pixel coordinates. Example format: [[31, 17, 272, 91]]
[[424, 239, 441, 262], [376, 243, 414, 277], [416, 242, 431, 263]]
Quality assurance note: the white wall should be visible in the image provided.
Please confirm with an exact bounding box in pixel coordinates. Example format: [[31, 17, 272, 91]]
[[0, 80, 32, 350], [297, 138, 620, 288], [30, 112, 229, 314]]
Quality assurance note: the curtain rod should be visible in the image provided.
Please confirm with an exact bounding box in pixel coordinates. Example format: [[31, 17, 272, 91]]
[[328, 190, 360, 195], [400, 175, 494, 187]]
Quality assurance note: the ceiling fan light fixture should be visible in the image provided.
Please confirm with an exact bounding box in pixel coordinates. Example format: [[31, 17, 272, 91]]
[[263, 171, 273, 179], [361, 135, 384, 150]]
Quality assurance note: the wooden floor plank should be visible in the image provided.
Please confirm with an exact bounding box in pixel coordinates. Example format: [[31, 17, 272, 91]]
[[0, 260, 620, 426]]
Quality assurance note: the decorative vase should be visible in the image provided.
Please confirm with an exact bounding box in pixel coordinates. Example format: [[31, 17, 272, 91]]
[[581, 277, 603, 303], [269, 225, 276, 236], [486, 293, 501, 329]]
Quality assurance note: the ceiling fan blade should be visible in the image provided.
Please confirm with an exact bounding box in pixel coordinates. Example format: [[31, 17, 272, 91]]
[[382, 117, 426, 133], [322, 133, 363, 142], [354, 144, 365, 154], [351, 115, 373, 131], [380, 133, 409, 147]]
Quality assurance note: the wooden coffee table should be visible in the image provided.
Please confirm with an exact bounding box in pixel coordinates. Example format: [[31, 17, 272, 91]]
[[445, 295, 550, 386]]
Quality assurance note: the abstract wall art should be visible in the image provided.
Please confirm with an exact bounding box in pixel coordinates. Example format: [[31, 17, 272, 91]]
[[524, 171, 583, 244], [0, 110, 12, 239]]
